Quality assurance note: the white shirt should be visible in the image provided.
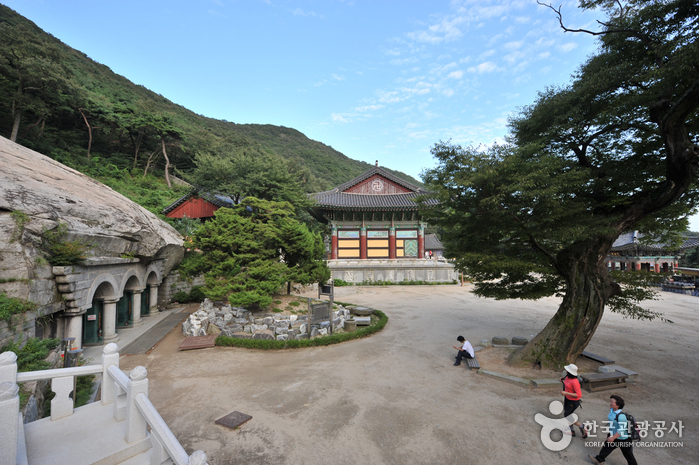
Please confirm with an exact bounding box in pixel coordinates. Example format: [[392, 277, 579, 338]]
[[462, 341, 475, 358]]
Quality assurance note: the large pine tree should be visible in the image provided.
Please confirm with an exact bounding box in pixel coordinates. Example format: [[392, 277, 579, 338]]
[[423, 0, 699, 368]]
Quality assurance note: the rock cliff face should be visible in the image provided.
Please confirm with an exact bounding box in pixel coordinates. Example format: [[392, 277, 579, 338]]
[[0, 135, 184, 307]]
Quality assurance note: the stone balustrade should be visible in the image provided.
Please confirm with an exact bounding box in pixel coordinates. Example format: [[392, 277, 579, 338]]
[[0, 344, 207, 465], [328, 258, 456, 283]]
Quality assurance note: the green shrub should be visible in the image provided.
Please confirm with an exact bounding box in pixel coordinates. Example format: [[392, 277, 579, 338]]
[[273, 308, 283, 313], [0, 292, 37, 322], [40, 223, 89, 266], [172, 291, 190, 303], [188, 286, 206, 302], [288, 301, 301, 307], [216, 310, 388, 350], [333, 279, 350, 287], [1, 338, 60, 372]]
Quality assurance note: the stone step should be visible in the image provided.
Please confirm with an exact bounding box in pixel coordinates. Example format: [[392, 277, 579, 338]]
[[24, 401, 151, 465], [599, 364, 638, 379]]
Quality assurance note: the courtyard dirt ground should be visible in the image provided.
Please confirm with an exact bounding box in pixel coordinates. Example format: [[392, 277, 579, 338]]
[[120, 285, 698, 465]]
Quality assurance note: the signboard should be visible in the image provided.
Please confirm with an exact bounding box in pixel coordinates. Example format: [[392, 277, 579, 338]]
[[319, 280, 334, 297], [87, 315, 97, 321], [310, 302, 331, 324]]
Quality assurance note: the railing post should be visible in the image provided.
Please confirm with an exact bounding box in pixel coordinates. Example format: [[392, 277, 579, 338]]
[[0, 352, 19, 465], [0, 380, 19, 465], [101, 343, 120, 405], [188, 450, 209, 465], [0, 351, 18, 384], [125, 366, 148, 443], [50, 376, 75, 420]]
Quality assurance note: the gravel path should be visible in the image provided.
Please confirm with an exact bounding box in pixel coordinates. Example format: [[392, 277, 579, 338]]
[[120, 285, 698, 465]]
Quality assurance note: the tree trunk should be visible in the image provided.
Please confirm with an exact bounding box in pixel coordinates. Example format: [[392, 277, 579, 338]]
[[10, 108, 21, 142], [509, 240, 620, 369], [142, 149, 160, 179], [161, 138, 172, 189], [131, 132, 143, 170], [20, 115, 43, 139], [10, 80, 23, 142], [79, 109, 93, 159]]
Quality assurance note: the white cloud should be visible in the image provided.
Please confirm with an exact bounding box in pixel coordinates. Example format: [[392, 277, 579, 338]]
[[467, 61, 498, 73], [390, 57, 419, 66], [504, 40, 524, 51], [355, 104, 385, 112], [331, 73, 345, 81], [292, 8, 322, 18], [559, 42, 578, 52], [332, 114, 349, 123], [447, 70, 463, 79]]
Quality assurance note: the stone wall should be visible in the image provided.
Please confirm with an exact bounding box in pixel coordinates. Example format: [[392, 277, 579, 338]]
[[160, 272, 206, 307]]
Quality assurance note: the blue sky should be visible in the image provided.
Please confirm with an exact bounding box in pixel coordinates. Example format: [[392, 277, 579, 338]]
[[4, 0, 698, 230]]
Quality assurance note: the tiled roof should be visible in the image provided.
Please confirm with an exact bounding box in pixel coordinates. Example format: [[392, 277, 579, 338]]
[[311, 166, 438, 210], [425, 233, 444, 250], [611, 231, 699, 252], [162, 190, 235, 214]]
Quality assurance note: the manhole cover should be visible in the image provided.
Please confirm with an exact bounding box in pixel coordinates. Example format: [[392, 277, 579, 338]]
[[215, 411, 253, 430]]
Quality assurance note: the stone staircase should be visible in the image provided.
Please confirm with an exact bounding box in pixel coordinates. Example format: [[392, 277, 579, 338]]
[[0, 344, 207, 465]]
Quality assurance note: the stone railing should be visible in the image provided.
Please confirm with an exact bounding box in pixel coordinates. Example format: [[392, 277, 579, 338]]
[[0, 344, 207, 465]]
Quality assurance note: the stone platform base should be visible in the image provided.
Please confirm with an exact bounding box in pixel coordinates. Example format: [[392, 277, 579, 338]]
[[329, 259, 456, 284]]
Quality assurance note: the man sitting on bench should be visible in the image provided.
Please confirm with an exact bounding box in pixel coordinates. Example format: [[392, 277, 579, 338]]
[[453, 335, 475, 366]]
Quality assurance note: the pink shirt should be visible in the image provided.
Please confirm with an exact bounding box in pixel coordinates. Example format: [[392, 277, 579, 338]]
[[563, 377, 582, 401]]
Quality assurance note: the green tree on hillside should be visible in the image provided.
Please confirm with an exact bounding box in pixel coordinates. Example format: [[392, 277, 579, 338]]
[[192, 198, 329, 309], [190, 149, 314, 208], [423, 0, 699, 368], [0, 20, 76, 141]]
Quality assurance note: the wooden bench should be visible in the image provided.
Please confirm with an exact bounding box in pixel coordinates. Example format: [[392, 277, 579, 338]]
[[580, 371, 628, 392], [466, 355, 480, 370], [581, 351, 615, 365]]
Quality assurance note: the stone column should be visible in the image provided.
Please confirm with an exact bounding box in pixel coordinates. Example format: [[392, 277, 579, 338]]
[[331, 224, 338, 260], [103, 298, 119, 343], [360, 226, 367, 260], [418, 224, 425, 259], [149, 285, 159, 315], [132, 289, 143, 327], [64, 311, 85, 349], [389, 226, 396, 259]]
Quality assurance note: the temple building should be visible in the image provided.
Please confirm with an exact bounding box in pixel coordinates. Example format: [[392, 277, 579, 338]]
[[607, 231, 699, 272], [310, 163, 456, 283], [163, 190, 235, 220]]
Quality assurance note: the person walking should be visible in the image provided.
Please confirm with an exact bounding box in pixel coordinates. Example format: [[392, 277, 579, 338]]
[[560, 364, 588, 438], [453, 336, 474, 366], [588, 395, 638, 465]]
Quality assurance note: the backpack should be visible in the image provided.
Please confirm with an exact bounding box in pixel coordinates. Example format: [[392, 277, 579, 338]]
[[615, 411, 641, 441]]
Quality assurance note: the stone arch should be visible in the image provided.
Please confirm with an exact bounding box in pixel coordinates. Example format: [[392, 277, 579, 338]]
[[145, 264, 162, 285], [121, 268, 143, 292], [85, 273, 121, 307]]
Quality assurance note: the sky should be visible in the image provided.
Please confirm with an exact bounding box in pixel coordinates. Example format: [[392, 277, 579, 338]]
[[3, 0, 698, 230]]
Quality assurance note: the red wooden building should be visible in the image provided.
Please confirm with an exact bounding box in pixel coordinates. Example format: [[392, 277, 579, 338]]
[[162, 191, 235, 220]]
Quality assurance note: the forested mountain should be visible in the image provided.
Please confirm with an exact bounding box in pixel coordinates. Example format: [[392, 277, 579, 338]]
[[0, 5, 418, 210]]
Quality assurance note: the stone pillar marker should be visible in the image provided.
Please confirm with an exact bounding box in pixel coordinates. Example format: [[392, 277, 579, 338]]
[[103, 298, 119, 343], [149, 285, 159, 315], [360, 226, 367, 260], [132, 289, 143, 327]]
